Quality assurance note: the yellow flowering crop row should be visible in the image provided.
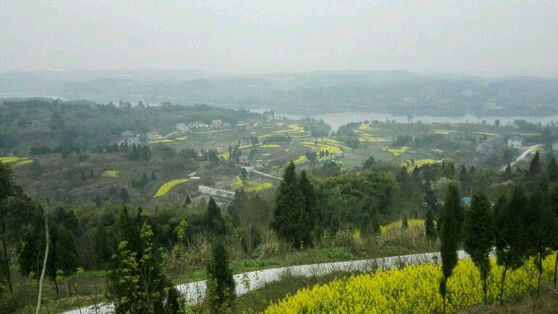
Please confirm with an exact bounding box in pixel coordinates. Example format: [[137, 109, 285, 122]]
[[403, 159, 438, 170], [153, 178, 189, 198], [432, 129, 456, 135], [266, 255, 556, 313], [0, 156, 32, 166], [293, 155, 307, 165]]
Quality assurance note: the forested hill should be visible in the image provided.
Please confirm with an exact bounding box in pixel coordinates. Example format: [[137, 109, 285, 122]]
[[1, 70, 558, 116]]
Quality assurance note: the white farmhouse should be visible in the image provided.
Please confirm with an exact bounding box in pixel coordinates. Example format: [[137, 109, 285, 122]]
[[211, 119, 225, 129], [507, 136, 523, 149], [175, 123, 190, 133], [188, 121, 208, 129], [146, 131, 163, 141]]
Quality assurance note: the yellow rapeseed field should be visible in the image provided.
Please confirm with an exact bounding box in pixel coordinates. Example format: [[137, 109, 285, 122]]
[[383, 146, 410, 157], [266, 255, 556, 313], [101, 170, 119, 178], [231, 176, 273, 192], [153, 178, 189, 198], [0, 156, 31, 166]]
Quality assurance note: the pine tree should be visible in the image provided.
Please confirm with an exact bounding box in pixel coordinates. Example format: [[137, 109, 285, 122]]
[[271, 162, 306, 249], [495, 187, 529, 302], [425, 209, 437, 241], [464, 192, 494, 304], [439, 184, 462, 312], [207, 198, 225, 237], [206, 239, 235, 312]]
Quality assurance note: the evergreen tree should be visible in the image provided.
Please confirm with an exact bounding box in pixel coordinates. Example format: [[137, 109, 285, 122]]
[[206, 198, 225, 237], [425, 209, 437, 241], [271, 162, 306, 249], [439, 184, 462, 312], [119, 187, 129, 203], [494, 187, 529, 302], [0, 164, 35, 293], [183, 194, 192, 208], [402, 215, 409, 230], [206, 239, 235, 312], [550, 186, 558, 286], [464, 192, 494, 304], [548, 157, 558, 182], [240, 168, 248, 182], [527, 183, 557, 289], [299, 170, 316, 246], [529, 151, 541, 176], [228, 189, 247, 226], [93, 221, 112, 269], [108, 209, 179, 313], [503, 163, 513, 181], [458, 165, 470, 194]]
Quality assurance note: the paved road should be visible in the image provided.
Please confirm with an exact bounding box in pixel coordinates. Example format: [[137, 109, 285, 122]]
[[499, 144, 541, 172], [61, 250, 467, 314]]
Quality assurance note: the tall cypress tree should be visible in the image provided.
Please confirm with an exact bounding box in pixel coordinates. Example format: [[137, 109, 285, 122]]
[[271, 162, 305, 249], [439, 184, 462, 312], [464, 192, 494, 304], [299, 170, 317, 246], [548, 157, 558, 182], [527, 183, 557, 289], [495, 187, 529, 302], [550, 186, 558, 286], [425, 208, 437, 241], [529, 151, 542, 177], [207, 197, 225, 237], [206, 239, 235, 312]]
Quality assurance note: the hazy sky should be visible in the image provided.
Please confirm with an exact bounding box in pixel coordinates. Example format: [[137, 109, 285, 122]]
[[1, 0, 557, 76]]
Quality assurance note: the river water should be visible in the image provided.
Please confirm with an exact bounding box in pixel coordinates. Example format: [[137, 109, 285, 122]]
[[286, 112, 558, 130]]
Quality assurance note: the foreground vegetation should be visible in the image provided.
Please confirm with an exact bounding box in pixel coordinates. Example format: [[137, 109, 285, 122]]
[[266, 257, 556, 313]]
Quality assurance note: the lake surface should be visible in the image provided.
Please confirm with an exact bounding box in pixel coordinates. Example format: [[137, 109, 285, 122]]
[[274, 111, 558, 130]]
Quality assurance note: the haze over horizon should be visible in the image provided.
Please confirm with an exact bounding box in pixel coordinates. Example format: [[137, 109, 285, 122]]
[[1, 0, 557, 77]]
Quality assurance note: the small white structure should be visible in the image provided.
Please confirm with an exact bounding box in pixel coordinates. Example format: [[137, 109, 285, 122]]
[[507, 136, 523, 149], [121, 130, 134, 138], [188, 121, 208, 129], [211, 119, 225, 129], [552, 143, 558, 151], [146, 131, 163, 141], [236, 121, 248, 127], [176, 123, 190, 133], [127, 135, 142, 146]]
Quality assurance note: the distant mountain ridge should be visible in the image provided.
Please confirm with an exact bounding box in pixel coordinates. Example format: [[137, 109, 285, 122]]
[[1, 69, 557, 116]]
